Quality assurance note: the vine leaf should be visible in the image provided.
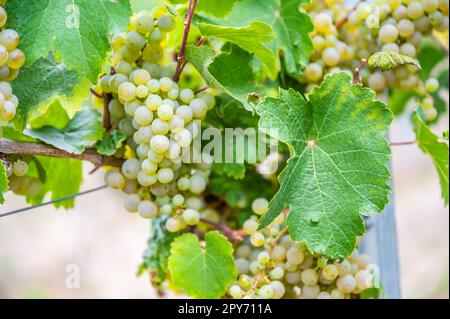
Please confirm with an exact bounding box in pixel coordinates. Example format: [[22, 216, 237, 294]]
[[257, 72, 393, 259], [368, 51, 422, 71], [140, 216, 179, 286], [5, 0, 131, 82], [26, 157, 82, 208], [413, 110, 449, 206], [29, 100, 71, 130], [209, 170, 274, 208], [203, 0, 314, 78], [169, 0, 239, 17], [0, 161, 8, 204], [186, 44, 260, 111], [198, 22, 277, 79], [11, 54, 80, 131], [96, 130, 127, 156], [25, 109, 103, 154], [168, 231, 237, 299], [208, 98, 261, 180]]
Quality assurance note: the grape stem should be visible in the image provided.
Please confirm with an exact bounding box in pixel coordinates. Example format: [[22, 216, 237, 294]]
[[103, 67, 116, 131], [390, 140, 417, 147], [173, 0, 199, 82], [336, 0, 365, 30], [0, 138, 123, 168], [353, 59, 368, 84], [199, 218, 244, 243], [195, 86, 209, 94]]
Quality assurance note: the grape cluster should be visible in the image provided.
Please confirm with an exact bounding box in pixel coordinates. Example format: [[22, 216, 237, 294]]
[[227, 197, 378, 299], [97, 9, 216, 232], [303, 0, 449, 121], [4, 159, 43, 197], [0, 3, 24, 123]]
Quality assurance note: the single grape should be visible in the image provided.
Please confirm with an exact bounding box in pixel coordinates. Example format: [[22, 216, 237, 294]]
[[182, 208, 200, 225], [251, 198, 269, 216], [12, 160, 28, 177], [124, 194, 141, 213], [157, 14, 176, 33]]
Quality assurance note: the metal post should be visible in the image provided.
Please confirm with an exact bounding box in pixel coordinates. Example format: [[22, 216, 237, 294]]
[[361, 164, 402, 299]]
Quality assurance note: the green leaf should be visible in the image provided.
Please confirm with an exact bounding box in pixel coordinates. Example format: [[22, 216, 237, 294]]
[[0, 161, 8, 204], [368, 51, 421, 71], [26, 157, 82, 208], [0, 126, 37, 142], [203, 0, 314, 78], [206, 98, 261, 180], [11, 54, 80, 131], [187, 44, 259, 110], [198, 22, 277, 79], [209, 169, 274, 208], [388, 90, 415, 116], [169, 0, 239, 17], [212, 163, 246, 180], [142, 216, 179, 286], [417, 38, 446, 81], [5, 0, 131, 82], [413, 110, 449, 206], [30, 157, 48, 183], [257, 72, 393, 259], [131, 0, 165, 12], [96, 130, 127, 156], [168, 231, 237, 299], [25, 109, 103, 154], [29, 100, 71, 130]]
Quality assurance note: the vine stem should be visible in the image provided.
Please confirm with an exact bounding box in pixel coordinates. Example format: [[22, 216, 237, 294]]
[[353, 59, 368, 84], [336, 0, 365, 29], [0, 138, 123, 167], [173, 0, 199, 82], [199, 218, 244, 243], [390, 140, 417, 147]]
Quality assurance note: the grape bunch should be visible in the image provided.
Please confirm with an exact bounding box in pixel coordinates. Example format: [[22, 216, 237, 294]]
[[228, 198, 378, 299], [3, 159, 43, 197], [96, 9, 216, 233], [302, 0, 449, 121], [0, 3, 24, 123]]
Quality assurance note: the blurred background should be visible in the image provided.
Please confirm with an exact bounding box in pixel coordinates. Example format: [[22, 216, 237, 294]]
[[0, 110, 448, 299]]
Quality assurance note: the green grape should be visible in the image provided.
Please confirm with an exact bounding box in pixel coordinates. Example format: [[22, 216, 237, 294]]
[[0, 6, 7, 28], [125, 30, 146, 50], [136, 14, 155, 34], [157, 14, 176, 32], [0, 29, 19, 50]]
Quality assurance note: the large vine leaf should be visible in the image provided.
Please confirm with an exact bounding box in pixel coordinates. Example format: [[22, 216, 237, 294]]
[[25, 109, 103, 154], [202, 0, 314, 78], [168, 231, 237, 299], [413, 110, 449, 206], [141, 216, 179, 286], [186, 44, 260, 111], [198, 22, 277, 79], [5, 0, 131, 82], [11, 54, 80, 131], [0, 161, 8, 204], [26, 157, 82, 208], [257, 72, 393, 259], [169, 0, 239, 17]]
